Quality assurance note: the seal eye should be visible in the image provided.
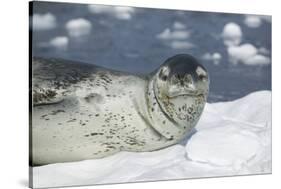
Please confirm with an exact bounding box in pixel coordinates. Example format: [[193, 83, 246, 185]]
[[159, 66, 170, 81]]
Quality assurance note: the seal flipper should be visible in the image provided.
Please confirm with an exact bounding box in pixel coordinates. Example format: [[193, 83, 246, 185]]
[[32, 87, 65, 106]]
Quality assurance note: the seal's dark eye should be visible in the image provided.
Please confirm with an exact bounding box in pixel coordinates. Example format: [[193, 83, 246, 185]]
[[162, 75, 168, 81], [159, 67, 169, 81]]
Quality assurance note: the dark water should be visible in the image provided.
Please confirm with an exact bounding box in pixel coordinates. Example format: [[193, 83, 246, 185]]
[[31, 2, 272, 102]]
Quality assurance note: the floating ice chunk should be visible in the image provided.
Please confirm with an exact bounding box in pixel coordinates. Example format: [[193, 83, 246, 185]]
[[49, 36, 68, 50], [156, 28, 190, 40], [259, 15, 271, 23], [170, 41, 194, 49], [88, 5, 135, 20], [244, 15, 262, 28], [258, 47, 270, 55], [65, 18, 92, 37], [202, 53, 212, 60], [212, 53, 222, 65], [114, 6, 135, 20], [173, 21, 186, 30], [156, 28, 171, 39], [244, 54, 271, 65], [88, 4, 112, 14], [228, 43, 257, 63], [32, 13, 56, 30], [222, 22, 242, 47], [202, 52, 222, 65], [228, 44, 270, 65]]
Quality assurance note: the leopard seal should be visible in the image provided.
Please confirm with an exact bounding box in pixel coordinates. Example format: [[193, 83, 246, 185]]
[[31, 54, 209, 165]]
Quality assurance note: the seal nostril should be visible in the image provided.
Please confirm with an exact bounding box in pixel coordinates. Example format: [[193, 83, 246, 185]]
[[199, 74, 206, 81], [162, 75, 167, 81], [180, 80, 184, 86]]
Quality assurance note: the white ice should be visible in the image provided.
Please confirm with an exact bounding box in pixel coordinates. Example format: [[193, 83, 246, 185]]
[[221, 22, 271, 65], [221, 22, 242, 47], [170, 41, 194, 50], [228, 44, 270, 65], [49, 36, 69, 50], [202, 52, 222, 65], [32, 13, 56, 31], [33, 91, 271, 188], [244, 15, 272, 28], [156, 22, 194, 50], [244, 15, 262, 28], [65, 18, 92, 38], [88, 5, 135, 20], [156, 28, 191, 40], [173, 21, 187, 30]]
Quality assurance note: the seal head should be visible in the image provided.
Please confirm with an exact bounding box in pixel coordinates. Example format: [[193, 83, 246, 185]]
[[148, 54, 209, 139]]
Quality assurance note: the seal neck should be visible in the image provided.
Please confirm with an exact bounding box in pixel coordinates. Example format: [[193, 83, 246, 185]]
[[146, 76, 186, 140]]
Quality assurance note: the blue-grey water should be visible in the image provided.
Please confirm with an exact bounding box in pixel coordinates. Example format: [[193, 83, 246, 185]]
[[31, 2, 272, 102]]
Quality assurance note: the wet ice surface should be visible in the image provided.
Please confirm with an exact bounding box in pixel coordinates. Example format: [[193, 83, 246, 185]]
[[33, 91, 271, 188]]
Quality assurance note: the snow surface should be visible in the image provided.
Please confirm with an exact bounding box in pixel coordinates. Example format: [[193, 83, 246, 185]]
[[33, 91, 271, 188]]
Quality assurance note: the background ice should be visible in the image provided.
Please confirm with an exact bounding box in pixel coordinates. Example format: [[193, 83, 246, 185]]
[[88, 4, 135, 20], [31, 2, 271, 103], [65, 18, 92, 38], [227, 43, 270, 65], [32, 13, 56, 31], [33, 91, 271, 188], [222, 22, 242, 47], [244, 15, 262, 28], [49, 36, 69, 51]]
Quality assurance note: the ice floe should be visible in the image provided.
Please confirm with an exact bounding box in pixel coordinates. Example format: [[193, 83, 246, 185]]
[[33, 91, 271, 188], [32, 13, 56, 31], [49, 36, 68, 50], [244, 15, 262, 28], [156, 22, 193, 49], [228, 44, 270, 65], [65, 18, 92, 38], [202, 52, 222, 65], [222, 22, 242, 47], [88, 4, 135, 20]]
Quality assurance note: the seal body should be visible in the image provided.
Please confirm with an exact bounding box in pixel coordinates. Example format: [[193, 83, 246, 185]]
[[31, 54, 209, 165]]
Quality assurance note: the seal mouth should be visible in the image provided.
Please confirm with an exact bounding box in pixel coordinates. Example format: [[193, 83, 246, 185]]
[[167, 92, 206, 99]]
